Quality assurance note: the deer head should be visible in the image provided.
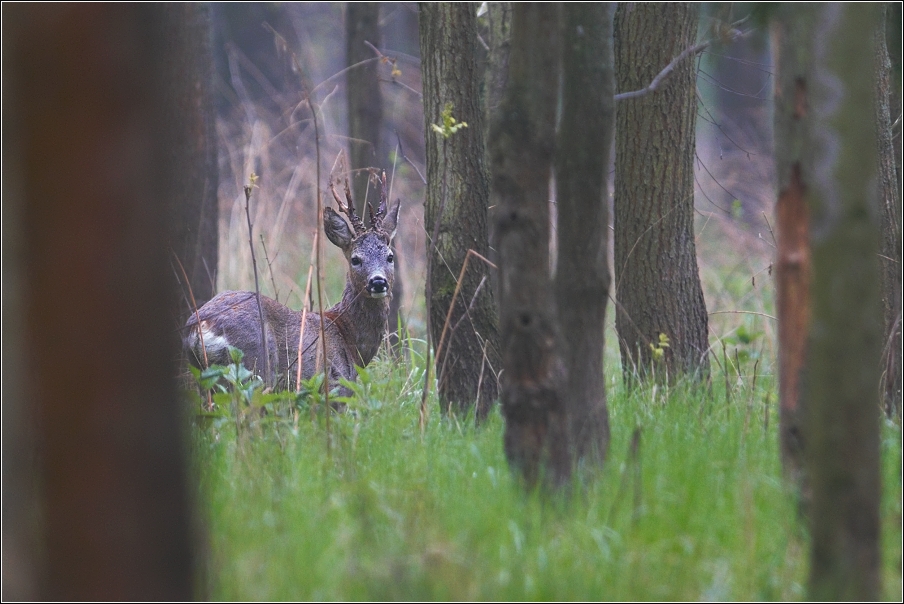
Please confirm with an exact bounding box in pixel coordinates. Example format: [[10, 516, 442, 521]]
[[325, 171, 400, 299]]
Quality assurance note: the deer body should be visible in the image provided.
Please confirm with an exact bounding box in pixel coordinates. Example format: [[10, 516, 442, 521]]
[[184, 174, 400, 392]]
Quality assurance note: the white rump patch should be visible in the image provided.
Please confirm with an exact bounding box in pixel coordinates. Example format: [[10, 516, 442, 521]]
[[193, 320, 230, 356]]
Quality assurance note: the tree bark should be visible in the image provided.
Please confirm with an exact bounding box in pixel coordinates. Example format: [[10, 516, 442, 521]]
[[10, 4, 194, 599], [490, 4, 568, 486], [613, 3, 710, 384], [773, 4, 883, 600], [874, 3, 902, 419], [483, 2, 512, 130], [555, 4, 614, 465], [419, 2, 501, 419], [482, 1, 511, 294], [163, 3, 219, 309]]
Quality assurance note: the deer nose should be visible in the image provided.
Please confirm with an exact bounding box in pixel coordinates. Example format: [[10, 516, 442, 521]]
[[368, 276, 388, 296]]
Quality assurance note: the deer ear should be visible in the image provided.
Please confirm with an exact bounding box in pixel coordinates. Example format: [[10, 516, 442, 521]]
[[383, 200, 401, 242], [324, 207, 353, 249]]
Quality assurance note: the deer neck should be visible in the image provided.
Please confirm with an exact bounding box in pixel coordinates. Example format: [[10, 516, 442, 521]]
[[326, 278, 390, 367]]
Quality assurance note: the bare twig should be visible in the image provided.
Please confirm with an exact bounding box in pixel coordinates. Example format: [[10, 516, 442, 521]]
[[435, 250, 497, 360], [438, 274, 489, 392], [259, 234, 280, 302], [695, 89, 759, 157], [615, 26, 752, 101], [295, 231, 318, 392], [244, 179, 271, 384], [395, 130, 427, 184], [305, 79, 330, 449], [760, 211, 777, 244], [694, 149, 743, 212], [697, 67, 771, 100], [709, 310, 777, 321]]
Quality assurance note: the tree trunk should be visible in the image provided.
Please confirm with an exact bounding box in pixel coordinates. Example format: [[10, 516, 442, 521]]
[[555, 4, 614, 465], [490, 4, 568, 486], [346, 2, 384, 210], [875, 3, 902, 419], [774, 4, 883, 600], [163, 3, 219, 309], [347, 2, 407, 351], [10, 4, 194, 598], [773, 10, 813, 486], [613, 3, 710, 384], [419, 2, 500, 419], [483, 2, 512, 130], [482, 1, 511, 294], [805, 5, 884, 597]]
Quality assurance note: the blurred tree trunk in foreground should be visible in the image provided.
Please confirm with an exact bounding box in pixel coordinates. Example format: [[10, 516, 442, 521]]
[[613, 3, 710, 385], [5, 4, 194, 599], [419, 2, 500, 419], [490, 4, 569, 486], [874, 3, 902, 419], [775, 4, 883, 600], [555, 3, 614, 466], [164, 3, 219, 309]]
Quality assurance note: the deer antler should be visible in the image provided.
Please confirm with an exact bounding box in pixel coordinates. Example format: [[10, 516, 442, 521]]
[[329, 175, 367, 236], [367, 170, 388, 231]]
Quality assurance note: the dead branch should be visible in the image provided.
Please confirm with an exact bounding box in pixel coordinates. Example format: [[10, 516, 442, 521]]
[[615, 27, 751, 101]]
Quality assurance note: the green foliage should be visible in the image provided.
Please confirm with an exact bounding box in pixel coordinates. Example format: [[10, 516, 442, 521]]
[[649, 332, 670, 362], [431, 102, 468, 139], [189, 348, 904, 600], [723, 323, 764, 368]]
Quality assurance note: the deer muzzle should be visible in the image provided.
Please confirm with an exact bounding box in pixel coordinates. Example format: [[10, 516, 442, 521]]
[[367, 276, 389, 298]]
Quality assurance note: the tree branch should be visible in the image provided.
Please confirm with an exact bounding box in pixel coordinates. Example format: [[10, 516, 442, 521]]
[[615, 27, 751, 101]]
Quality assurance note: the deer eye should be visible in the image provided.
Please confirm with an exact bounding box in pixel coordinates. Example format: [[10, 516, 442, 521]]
[[387, 253, 394, 263], [351, 256, 362, 266]]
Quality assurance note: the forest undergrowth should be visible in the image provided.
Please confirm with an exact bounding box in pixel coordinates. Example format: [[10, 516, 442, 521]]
[[189, 291, 903, 600]]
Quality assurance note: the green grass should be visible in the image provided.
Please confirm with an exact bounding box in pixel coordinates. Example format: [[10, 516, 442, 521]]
[[190, 347, 903, 601]]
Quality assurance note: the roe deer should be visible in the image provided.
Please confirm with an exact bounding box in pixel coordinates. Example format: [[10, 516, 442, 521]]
[[183, 172, 400, 394]]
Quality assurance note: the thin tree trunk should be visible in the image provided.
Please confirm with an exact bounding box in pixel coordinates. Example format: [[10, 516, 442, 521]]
[[419, 2, 500, 419], [613, 3, 710, 384], [346, 2, 383, 211], [347, 3, 406, 349], [773, 5, 813, 483], [164, 3, 219, 307], [490, 4, 569, 487], [555, 3, 614, 465]]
